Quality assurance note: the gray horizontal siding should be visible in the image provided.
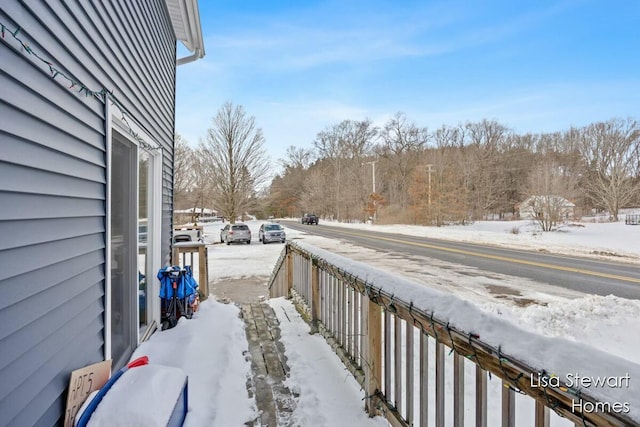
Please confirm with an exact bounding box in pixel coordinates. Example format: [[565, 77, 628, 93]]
[[0, 268, 105, 387], [0, 103, 106, 165], [0, 0, 177, 424], [0, 38, 105, 139], [0, 234, 104, 292], [2, 299, 104, 426], [0, 192, 105, 221], [1, 136, 105, 183], [0, 249, 104, 312], [0, 217, 105, 251], [0, 162, 104, 198]]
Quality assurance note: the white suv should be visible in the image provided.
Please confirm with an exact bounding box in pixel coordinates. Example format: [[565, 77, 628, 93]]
[[259, 223, 286, 244], [220, 223, 252, 245]]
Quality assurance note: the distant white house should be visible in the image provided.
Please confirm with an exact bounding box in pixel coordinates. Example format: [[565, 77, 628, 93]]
[[518, 195, 576, 220], [175, 207, 219, 215], [175, 207, 221, 223]]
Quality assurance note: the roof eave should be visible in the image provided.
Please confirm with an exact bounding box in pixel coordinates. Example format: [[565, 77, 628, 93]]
[[166, 0, 205, 65]]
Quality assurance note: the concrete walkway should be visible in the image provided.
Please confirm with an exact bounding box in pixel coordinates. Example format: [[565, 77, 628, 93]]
[[241, 301, 297, 426]]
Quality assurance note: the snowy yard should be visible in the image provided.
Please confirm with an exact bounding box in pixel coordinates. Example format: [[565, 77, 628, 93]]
[[129, 219, 639, 426]]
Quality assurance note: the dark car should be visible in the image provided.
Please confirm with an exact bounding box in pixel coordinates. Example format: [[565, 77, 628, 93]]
[[301, 213, 319, 225], [220, 223, 251, 245], [259, 223, 286, 244]]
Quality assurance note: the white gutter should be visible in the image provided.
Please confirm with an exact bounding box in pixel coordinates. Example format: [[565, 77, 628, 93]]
[[174, 0, 205, 66]]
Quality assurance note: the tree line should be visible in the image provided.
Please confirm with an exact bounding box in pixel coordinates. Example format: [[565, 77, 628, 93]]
[[174, 103, 639, 228]]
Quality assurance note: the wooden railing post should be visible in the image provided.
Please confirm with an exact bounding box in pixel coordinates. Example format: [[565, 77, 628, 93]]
[[535, 400, 550, 427], [310, 260, 320, 334], [171, 242, 208, 300], [502, 385, 516, 427], [394, 316, 402, 413], [171, 246, 178, 266], [286, 249, 293, 297], [364, 296, 382, 416], [406, 321, 414, 425], [198, 244, 208, 300], [435, 342, 445, 427], [420, 334, 429, 427], [476, 367, 488, 427], [454, 353, 464, 427]]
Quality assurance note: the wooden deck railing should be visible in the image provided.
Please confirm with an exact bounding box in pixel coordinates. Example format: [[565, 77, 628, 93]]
[[268, 242, 638, 427], [172, 241, 209, 300]]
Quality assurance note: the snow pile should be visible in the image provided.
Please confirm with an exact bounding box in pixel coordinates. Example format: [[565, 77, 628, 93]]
[[270, 298, 389, 426], [486, 295, 640, 364], [131, 300, 257, 426], [85, 365, 186, 427]]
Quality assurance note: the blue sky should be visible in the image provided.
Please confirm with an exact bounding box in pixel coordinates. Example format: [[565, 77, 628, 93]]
[[175, 0, 639, 164]]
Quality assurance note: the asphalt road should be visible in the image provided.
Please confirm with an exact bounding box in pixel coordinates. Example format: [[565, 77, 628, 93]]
[[282, 221, 640, 300]]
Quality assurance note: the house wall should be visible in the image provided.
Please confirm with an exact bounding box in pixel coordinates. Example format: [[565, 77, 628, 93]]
[[0, 2, 176, 425], [518, 197, 576, 220]]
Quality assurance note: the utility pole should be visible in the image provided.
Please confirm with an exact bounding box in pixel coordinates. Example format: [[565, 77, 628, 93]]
[[425, 164, 434, 205], [364, 160, 378, 222]]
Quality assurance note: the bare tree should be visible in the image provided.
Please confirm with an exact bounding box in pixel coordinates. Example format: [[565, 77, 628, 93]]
[[299, 165, 329, 217], [200, 102, 270, 223], [313, 119, 377, 221], [173, 133, 195, 195], [576, 118, 640, 221], [267, 146, 314, 218], [173, 133, 208, 221], [190, 151, 213, 217], [280, 145, 313, 170], [342, 119, 378, 221], [525, 158, 579, 231], [429, 125, 469, 223], [378, 112, 429, 209], [464, 120, 511, 219], [493, 133, 539, 218]]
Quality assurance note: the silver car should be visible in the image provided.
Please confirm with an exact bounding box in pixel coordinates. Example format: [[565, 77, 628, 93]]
[[220, 223, 251, 245], [258, 223, 286, 244]]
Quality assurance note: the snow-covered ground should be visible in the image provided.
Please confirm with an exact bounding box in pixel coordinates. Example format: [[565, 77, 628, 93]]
[[119, 219, 639, 426], [316, 216, 640, 261], [282, 219, 640, 364]]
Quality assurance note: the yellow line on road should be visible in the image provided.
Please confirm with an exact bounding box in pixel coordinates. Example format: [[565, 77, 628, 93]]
[[334, 229, 640, 284]]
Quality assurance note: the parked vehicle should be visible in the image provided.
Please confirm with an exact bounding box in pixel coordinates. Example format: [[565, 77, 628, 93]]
[[301, 213, 319, 225], [173, 226, 203, 243], [220, 223, 252, 245], [259, 223, 286, 244]]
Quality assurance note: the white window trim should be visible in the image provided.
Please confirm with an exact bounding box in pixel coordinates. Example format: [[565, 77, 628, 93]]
[[104, 102, 163, 361], [105, 104, 112, 361], [146, 145, 163, 339]]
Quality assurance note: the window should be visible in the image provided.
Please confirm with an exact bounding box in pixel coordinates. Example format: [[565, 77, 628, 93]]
[[110, 131, 137, 369], [107, 114, 161, 369], [138, 150, 149, 329], [136, 146, 160, 336]]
